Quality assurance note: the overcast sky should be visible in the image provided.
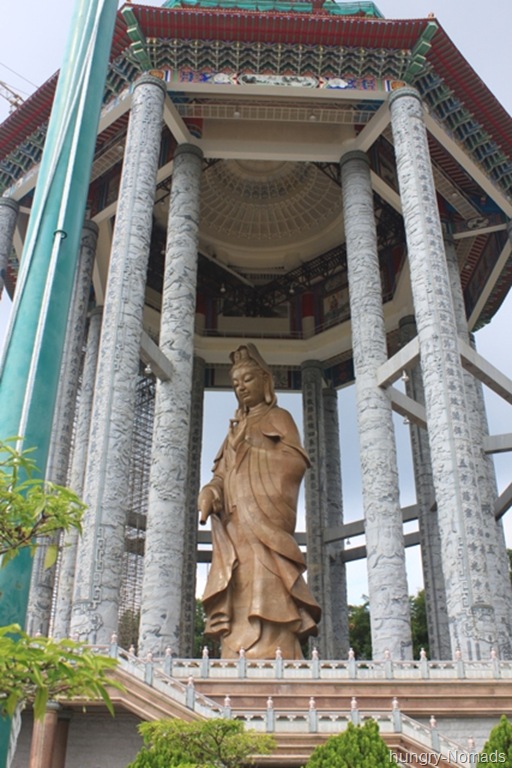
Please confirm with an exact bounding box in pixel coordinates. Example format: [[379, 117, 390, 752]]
[[1, 0, 511, 603]]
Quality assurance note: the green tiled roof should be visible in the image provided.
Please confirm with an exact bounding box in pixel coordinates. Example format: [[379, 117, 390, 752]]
[[161, 0, 384, 17]]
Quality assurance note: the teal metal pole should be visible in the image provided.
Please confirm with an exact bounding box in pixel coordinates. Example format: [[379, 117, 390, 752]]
[[0, 0, 119, 763]]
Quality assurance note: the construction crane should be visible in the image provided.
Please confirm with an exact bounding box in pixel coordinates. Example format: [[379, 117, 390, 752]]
[[0, 80, 24, 113]]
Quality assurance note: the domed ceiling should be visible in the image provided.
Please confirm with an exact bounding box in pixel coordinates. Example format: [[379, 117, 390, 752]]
[[198, 159, 344, 271]]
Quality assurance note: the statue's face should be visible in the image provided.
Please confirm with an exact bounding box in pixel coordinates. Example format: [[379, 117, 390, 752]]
[[231, 364, 267, 409]]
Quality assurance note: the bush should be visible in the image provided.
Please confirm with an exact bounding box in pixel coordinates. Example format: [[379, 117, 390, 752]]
[[127, 718, 275, 768], [305, 719, 390, 768], [479, 715, 512, 766]]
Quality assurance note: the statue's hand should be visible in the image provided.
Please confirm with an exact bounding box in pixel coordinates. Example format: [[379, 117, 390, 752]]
[[198, 487, 221, 525]]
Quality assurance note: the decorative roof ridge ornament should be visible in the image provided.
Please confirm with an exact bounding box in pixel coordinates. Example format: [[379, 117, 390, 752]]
[[403, 20, 438, 82], [121, 5, 152, 72]]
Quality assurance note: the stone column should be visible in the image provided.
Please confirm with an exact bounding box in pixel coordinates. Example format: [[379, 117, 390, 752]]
[[70, 75, 166, 643], [26, 221, 98, 637], [389, 87, 497, 658], [138, 143, 203, 656], [301, 360, 328, 657], [399, 315, 450, 659], [445, 237, 512, 658], [0, 197, 18, 294], [180, 355, 205, 656], [52, 308, 103, 639], [322, 386, 349, 658], [340, 149, 412, 660]]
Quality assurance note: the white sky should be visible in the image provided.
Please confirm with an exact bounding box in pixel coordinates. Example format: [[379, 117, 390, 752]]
[[1, 0, 511, 603]]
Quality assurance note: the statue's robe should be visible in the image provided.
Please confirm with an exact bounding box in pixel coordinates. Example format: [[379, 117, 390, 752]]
[[202, 402, 321, 659]]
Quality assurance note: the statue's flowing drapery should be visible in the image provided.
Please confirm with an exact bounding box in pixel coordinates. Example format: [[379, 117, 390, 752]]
[[202, 401, 321, 659]]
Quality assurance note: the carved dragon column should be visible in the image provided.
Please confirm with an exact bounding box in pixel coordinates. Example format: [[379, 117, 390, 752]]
[[0, 197, 18, 294], [138, 143, 204, 657], [444, 236, 512, 658], [389, 86, 498, 658], [52, 307, 103, 639], [340, 149, 412, 660], [70, 74, 166, 643], [27, 221, 97, 636], [180, 355, 206, 657], [322, 386, 349, 658], [301, 359, 329, 657], [399, 315, 450, 659]]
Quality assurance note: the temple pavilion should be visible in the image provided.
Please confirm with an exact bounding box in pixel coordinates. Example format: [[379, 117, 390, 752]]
[[1, 1, 512, 765]]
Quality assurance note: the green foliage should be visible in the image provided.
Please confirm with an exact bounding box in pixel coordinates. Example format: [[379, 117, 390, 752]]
[[0, 439, 85, 567], [409, 589, 429, 659], [0, 624, 121, 719], [305, 719, 390, 768], [479, 715, 512, 766], [194, 599, 220, 658], [348, 601, 372, 659], [0, 440, 120, 719], [127, 718, 276, 768]]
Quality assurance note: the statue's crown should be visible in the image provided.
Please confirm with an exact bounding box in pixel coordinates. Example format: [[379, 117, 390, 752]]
[[231, 347, 251, 365]]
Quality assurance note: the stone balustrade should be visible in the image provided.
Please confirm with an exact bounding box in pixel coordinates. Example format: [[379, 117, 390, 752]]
[[84, 643, 501, 762], [115, 652, 510, 682]]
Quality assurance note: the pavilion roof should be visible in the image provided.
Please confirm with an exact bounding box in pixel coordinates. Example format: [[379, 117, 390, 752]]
[[1, 3, 511, 327], [0, 4, 510, 162]]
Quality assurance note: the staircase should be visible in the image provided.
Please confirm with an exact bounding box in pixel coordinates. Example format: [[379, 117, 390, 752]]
[[76, 647, 510, 767]]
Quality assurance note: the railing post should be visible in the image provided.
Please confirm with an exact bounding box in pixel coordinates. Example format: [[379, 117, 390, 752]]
[[308, 697, 318, 733], [186, 677, 196, 709], [223, 695, 232, 719], [311, 647, 320, 679], [491, 648, 501, 679], [455, 649, 465, 678], [275, 647, 283, 679], [420, 648, 429, 679], [163, 647, 173, 677], [201, 646, 210, 678], [109, 633, 119, 659], [238, 648, 247, 678], [430, 715, 441, 753], [384, 648, 393, 679], [348, 648, 357, 679], [144, 652, 154, 685], [391, 697, 401, 731], [467, 736, 478, 764], [350, 697, 360, 725], [266, 697, 275, 732]]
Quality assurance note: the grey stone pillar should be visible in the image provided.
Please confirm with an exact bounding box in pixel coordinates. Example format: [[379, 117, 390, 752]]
[[70, 75, 166, 643], [0, 197, 18, 294], [399, 316, 450, 659], [340, 149, 412, 660], [26, 221, 98, 637], [138, 143, 203, 656], [445, 238, 512, 658], [180, 355, 205, 657], [52, 307, 103, 639], [301, 360, 328, 657], [389, 87, 497, 658], [322, 386, 349, 659]]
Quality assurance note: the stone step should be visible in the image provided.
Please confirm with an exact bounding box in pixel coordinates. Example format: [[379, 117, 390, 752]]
[[194, 677, 512, 718]]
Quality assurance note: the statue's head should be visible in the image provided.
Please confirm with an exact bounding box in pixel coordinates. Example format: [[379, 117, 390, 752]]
[[229, 344, 277, 411]]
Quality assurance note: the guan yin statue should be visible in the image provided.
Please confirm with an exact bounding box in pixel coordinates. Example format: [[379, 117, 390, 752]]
[[198, 343, 321, 659]]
